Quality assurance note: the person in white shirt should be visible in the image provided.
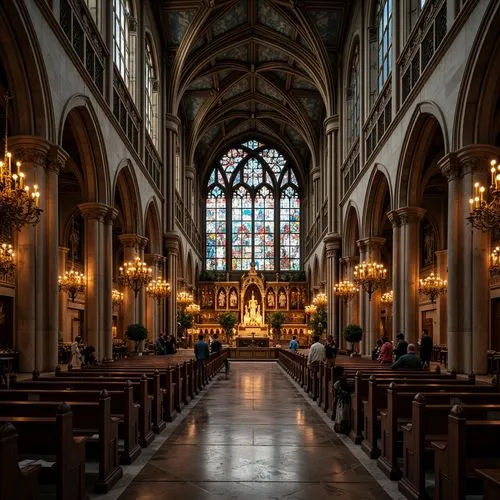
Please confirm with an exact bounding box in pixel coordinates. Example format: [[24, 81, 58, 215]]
[[307, 335, 326, 370]]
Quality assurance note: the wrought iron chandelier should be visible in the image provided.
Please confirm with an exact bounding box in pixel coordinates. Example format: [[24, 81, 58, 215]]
[[468, 159, 500, 231], [0, 94, 41, 237], [146, 277, 172, 301], [490, 246, 500, 276], [381, 290, 394, 305], [112, 288, 124, 307], [418, 273, 447, 304], [334, 280, 359, 301], [353, 260, 388, 300], [0, 242, 15, 277], [185, 303, 200, 315], [58, 217, 85, 302], [176, 290, 194, 307], [118, 256, 153, 296], [312, 293, 328, 308]]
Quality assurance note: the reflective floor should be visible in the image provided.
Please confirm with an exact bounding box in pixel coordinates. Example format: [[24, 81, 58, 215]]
[[119, 362, 391, 499]]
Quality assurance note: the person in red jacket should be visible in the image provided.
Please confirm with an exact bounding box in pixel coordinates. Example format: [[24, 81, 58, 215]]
[[378, 337, 394, 364]]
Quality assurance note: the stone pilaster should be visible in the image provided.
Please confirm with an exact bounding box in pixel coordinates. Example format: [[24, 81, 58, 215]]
[[165, 232, 180, 338], [398, 207, 426, 344], [435, 249, 448, 346], [324, 232, 341, 343], [324, 115, 339, 233], [144, 253, 166, 342], [103, 208, 118, 360], [387, 210, 402, 340], [58, 247, 69, 342], [165, 114, 180, 232]]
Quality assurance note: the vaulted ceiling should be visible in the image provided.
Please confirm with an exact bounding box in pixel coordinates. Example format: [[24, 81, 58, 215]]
[[157, 0, 350, 179]]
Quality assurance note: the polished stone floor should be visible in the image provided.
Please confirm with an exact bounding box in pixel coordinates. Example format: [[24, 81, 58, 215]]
[[118, 362, 391, 499]]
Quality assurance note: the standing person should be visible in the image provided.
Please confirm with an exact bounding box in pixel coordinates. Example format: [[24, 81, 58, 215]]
[[194, 333, 210, 383], [307, 335, 326, 371], [70, 336, 83, 368], [419, 330, 433, 369], [211, 333, 229, 378], [325, 335, 337, 366], [394, 333, 408, 361], [289, 335, 299, 352], [378, 337, 394, 364]]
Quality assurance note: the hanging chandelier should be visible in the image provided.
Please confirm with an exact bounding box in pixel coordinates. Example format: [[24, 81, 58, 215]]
[[58, 268, 85, 302], [146, 277, 172, 301], [112, 288, 124, 307], [176, 290, 194, 307], [353, 260, 388, 300], [490, 246, 500, 276], [418, 273, 447, 304], [381, 290, 394, 305], [334, 280, 359, 301], [304, 304, 317, 315], [185, 303, 200, 315], [468, 159, 500, 231], [0, 242, 15, 277], [312, 293, 328, 308], [118, 256, 153, 296], [0, 94, 41, 237]]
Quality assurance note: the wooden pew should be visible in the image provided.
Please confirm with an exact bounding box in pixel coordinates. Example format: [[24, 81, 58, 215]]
[[0, 403, 86, 500], [0, 422, 40, 500], [16, 377, 154, 448], [475, 469, 500, 500], [0, 384, 141, 465], [0, 390, 122, 493], [398, 396, 500, 499], [379, 386, 500, 481], [431, 404, 500, 500]]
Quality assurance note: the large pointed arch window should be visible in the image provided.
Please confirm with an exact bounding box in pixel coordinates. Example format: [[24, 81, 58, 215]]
[[145, 37, 159, 146], [205, 141, 301, 272], [113, 0, 136, 96], [377, 0, 393, 92]]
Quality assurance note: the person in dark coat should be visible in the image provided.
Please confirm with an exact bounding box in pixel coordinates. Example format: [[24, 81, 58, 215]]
[[419, 330, 433, 368], [391, 344, 423, 370], [394, 333, 408, 361]]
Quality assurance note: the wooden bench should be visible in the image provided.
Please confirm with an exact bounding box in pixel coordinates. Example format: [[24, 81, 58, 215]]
[[379, 386, 500, 481], [475, 468, 500, 500], [0, 403, 86, 500], [0, 422, 40, 500], [17, 377, 154, 449], [0, 390, 122, 493], [0, 384, 141, 465], [431, 405, 500, 500]]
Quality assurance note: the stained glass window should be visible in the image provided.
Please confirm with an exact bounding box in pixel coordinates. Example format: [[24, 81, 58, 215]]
[[206, 185, 226, 270], [377, 0, 392, 93], [145, 37, 159, 146], [205, 140, 301, 271]]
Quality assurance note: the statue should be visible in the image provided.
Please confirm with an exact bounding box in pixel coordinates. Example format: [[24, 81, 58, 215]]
[[244, 305, 250, 324], [218, 290, 226, 308], [242, 291, 264, 326], [278, 290, 286, 308], [229, 289, 237, 308], [267, 290, 275, 308]]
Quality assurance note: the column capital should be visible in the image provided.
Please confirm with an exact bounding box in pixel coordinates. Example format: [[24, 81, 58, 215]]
[[104, 207, 119, 225], [311, 166, 320, 182], [324, 232, 341, 250], [386, 209, 401, 228], [144, 253, 165, 267], [357, 236, 386, 252], [78, 202, 111, 221], [58, 246, 69, 258], [8, 135, 51, 169], [185, 165, 196, 180], [119, 233, 148, 250], [47, 145, 68, 174], [165, 114, 181, 133], [340, 255, 359, 266], [323, 115, 339, 134], [396, 206, 426, 225], [455, 144, 500, 175], [164, 231, 181, 254], [438, 153, 462, 181]]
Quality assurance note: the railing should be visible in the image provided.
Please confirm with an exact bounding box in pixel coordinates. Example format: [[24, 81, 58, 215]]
[[399, 0, 447, 104], [175, 194, 202, 254], [364, 77, 392, 161], [60, 0, 106, 95], [145, 136, 161, 190], [305, 201, 328, 256], [342, 141, 360, 196]]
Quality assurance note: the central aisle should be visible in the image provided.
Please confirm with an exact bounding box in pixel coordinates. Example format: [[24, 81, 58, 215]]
[[119, 362, 391, 499]]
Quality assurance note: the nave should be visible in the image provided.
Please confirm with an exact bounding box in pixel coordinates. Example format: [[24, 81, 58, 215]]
[[111, 362, 391, 500]]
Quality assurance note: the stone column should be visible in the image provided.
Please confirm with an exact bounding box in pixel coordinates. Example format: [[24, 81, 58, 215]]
[[165, 115, 180, 231], [398, 207, 426, 344], [324, 233, 341, 343], [58, 247, 69, 342], [387, 210, 402, 340], [324, 116, 339, 233], [144, 253, 165, 342], [118, 234, 149, 333], [136, 238, 148, 327], [439, 153, 463, 371], [165, 232, 180, 338], [435, 250, 448, 345], [79, 203, 109, 361], [103, 208, 118, 361], [356, 241, 368, 355]]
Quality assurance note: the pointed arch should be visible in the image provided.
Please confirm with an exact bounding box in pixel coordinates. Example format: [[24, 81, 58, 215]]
[[186, 251, 194, 287], [363, 165, 393, 238], [343, 203, 361, 257], [144, 198, 162, 255]]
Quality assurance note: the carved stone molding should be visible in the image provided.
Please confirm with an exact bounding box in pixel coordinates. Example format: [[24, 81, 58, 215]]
[[357, 236, 386, 253], [456, 144, 500, 175], [165, 114, 181, 134], [47, 146, 69, 175], [397, 207, 426, 225], [164, 231, 181, 255], [78, 202, 111, 222], [324, 232, 341, 257], [386, 210, 401, 228], [119, 233, 148, 250], [323, 115, 339, 135], [104, 207, 119, 226], [438, 153, 462, 181], [144, 253, 165, 268], [8, 136, 51, 169]]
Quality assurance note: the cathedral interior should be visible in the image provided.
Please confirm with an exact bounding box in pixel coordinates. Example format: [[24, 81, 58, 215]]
[[1, 1, 500, 499]]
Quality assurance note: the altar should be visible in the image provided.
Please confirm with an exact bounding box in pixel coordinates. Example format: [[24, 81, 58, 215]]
[[237, 274, 269, 337]]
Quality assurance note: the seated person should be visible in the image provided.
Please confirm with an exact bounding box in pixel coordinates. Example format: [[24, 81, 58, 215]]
[[394, 333, 408, 360], [372, 338, 383, 361], [155, 333, 167, 355], [83, 345, 97, 366], [391, 343, 423, 370]]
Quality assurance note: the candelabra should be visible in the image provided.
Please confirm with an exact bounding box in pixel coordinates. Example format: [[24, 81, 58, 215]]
[[381, 290, 394, 305], [468, 159, 500, 231], [0, 242, 15, 277], [176, 290, 194, 308], [112, 289, 124, 307], [146, 278, 172, 301], [0, 94, 41, 238], [185, 303, 200, 315], [353, 260, 388, 300], [304, 304, 317, 315], [58, 268, 85, 302], [418, 273, 447, 304], [312, 292, 328, 308], [118, 256, 153, 296], [334, 280, 359, 301]]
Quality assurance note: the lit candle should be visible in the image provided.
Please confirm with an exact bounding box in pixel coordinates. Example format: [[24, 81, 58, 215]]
[[7, 152, 11, 174], [16, 161, 20, 177]]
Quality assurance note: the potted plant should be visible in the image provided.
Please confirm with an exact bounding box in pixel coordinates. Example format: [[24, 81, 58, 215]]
[[125, 324, 148, 353], [219, 311, 237, 344], [268, 311, 286, 345], [177, 310, 194, 340], [308, 306, 327, 338], [343, 324, 363, 356]]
